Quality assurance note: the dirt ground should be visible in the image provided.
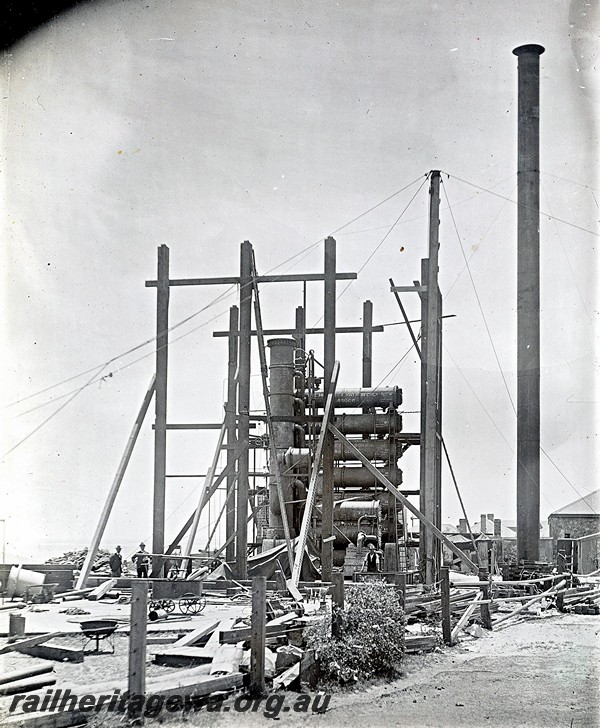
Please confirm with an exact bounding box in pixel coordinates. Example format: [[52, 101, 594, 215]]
[[110, 612, 598, 728], [2, 611, 598, 728]]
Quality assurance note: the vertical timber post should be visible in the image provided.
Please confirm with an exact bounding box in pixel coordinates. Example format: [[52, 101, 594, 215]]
[[479, 567, 493, 630], [331, 571, 344, 638], [420, 170, 442, 585], [226, 306, 239, 567], [237, 241, 253, 579], [250, 576, 266, 696], [513, 44, 545, 564], [440, 566, 452, 645], [153, 244, 169, 577], [362, 300, 373, 392], [128, 580, 148, 721], [321, 236, 336, 582]]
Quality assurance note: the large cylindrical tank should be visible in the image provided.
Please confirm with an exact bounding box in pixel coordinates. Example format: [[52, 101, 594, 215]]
[[315, 411, 403, 435], [333, 438, 397, 462], [309, 386, 402, 410], [267, 338, 297, 537], [333, 466, 403, 488]]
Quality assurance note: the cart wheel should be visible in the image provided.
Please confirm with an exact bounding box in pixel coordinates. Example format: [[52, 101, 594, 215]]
[[163, 599, 175, 613], [179, 594, 206, 615]]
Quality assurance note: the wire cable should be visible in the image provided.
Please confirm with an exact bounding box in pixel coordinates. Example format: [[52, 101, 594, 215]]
[[441, 179, 516, 414], [5, 175, 426, 411], [1, 363, 109, 459], [440, 171, 599, 237]]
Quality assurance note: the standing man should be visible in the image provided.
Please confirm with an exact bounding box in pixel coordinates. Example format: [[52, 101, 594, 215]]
[[362, 542, 382, 573], [133, 542, 150, 578], [109, 545, 123, 577]]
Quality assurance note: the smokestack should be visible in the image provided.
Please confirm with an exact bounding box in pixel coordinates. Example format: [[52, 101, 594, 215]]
[[513, 44, 545, 563]]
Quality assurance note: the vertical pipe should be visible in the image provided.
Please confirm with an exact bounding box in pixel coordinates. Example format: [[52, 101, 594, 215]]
[[237, 241, 253, 579], [294, 305, 306, 356], [321, 236, 336, 582], [226, 306, 239, 566], [513, 44, 544, 564], [266, 338, 296, 537], [153, 244, 169, 577]]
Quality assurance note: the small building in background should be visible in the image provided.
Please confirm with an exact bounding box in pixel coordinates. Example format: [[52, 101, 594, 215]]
[[548, 490, 600, 542]]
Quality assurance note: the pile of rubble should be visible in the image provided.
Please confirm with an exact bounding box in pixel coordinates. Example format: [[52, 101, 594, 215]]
[[45, 548, 112, 571]]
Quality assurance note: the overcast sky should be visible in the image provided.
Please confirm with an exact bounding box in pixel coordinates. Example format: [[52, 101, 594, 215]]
[[1, 0, 598, 562]]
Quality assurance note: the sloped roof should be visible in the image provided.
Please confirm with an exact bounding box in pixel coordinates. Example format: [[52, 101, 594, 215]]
[[550, 489, 600, 517]]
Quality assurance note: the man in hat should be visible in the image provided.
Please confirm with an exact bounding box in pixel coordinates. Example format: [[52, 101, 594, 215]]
[[109, 545, 123, 577], [133, 542, 150, 578], [361, 542, 382, 574]]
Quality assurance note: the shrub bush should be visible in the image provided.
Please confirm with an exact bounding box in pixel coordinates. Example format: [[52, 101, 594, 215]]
[[305, 580, 405, 684]]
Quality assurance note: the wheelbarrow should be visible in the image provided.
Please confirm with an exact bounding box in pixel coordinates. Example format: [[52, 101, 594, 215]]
[[79, 619, 119, 654]]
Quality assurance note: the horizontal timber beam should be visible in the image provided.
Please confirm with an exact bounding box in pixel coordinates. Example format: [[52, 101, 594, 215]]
[[146, 272, 357, 287], [213, 325, 384, 337]]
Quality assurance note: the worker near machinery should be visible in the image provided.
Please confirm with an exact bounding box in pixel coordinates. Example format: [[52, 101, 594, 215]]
[[362, 542, 382, 573], [133, 542, 150, 578], [109, 545, 123, 577]]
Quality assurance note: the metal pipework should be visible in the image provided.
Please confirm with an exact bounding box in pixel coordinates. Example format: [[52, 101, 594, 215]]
[[513, 43, 545, 563], [309, 386, 402, 410], [266, 338, 296, 536], [315, 411, 403, 435]]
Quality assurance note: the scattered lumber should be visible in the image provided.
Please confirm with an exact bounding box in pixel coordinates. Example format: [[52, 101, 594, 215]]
[[219, 623, 302, 644], [273, 662, 300, 689], [15, 642, 84, 663], [1, 711, 87, 728], [153, 646, 215, 667], [169, 621, 219, 649], [0, 602, 26, 612], [86, 579, 117, 601], [146, 671, 244, 701], [450, 593, 484, 643], [0, 664, 54, 686], [146, 635, 182, 645], [266, 612, 299, 627], [0, 632, 61, 656], [0, 673, 57, 696], [494, 578, 567, 627], [404, 634, 438, 654], [210, 643, 244, 674], [54, 588, 94, 599]]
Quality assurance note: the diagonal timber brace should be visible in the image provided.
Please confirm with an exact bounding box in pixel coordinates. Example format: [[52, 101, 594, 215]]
[[328, 424, 479, 574], [287, 362, 340, 596]]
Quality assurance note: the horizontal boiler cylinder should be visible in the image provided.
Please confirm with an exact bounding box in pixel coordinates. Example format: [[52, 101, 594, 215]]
[[333, 499, 381, 521], [309, 386, 402, 410], [334, 466, 403, 488], [334, 438, 397, 462], [315, 412, 403, 435]]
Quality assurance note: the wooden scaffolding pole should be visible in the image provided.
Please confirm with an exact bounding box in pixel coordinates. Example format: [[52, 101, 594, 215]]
[[153, 244, 170, 576], [76, 376, 156, 589]]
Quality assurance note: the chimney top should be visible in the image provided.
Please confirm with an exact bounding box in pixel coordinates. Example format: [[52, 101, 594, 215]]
[[513, 44, 545, 57]]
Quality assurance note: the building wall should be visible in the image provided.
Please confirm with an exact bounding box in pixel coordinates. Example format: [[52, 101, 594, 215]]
[[578, 535, 600, 575], [548, 515, 600, 541], [501, 538, 553, 564]]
